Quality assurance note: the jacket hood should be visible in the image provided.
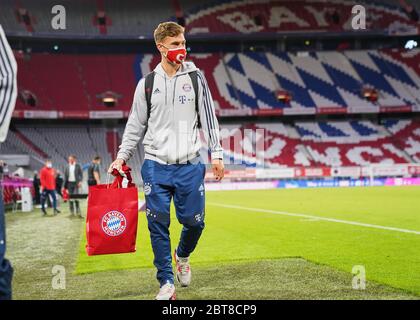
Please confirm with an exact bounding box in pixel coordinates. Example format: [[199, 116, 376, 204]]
[[153, 61, 198, 78]]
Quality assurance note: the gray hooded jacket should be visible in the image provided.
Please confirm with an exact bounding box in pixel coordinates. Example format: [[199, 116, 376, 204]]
[[117, 61, 223, 164]]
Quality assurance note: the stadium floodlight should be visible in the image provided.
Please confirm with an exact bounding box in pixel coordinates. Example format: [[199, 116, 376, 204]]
[[405, 40, 418, 50], [103, 96, 116, 107], [97, 90, 121, 107], [362, 86, 378, 102], [276, 90, 292, 103]]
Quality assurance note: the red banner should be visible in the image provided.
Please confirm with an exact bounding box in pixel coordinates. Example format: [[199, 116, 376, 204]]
[[316, 107, 347, 114], [59, 111, 89, 119], [11, 105, 416, 119], [380, 106, 412, 113]]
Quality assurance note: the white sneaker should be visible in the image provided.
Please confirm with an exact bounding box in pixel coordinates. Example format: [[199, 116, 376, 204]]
[[155, 281, 176, 300], [174, 250, 191, 287]]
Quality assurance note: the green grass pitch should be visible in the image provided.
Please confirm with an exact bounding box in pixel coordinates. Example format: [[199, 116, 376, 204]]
[[6, 186, 420, 299]]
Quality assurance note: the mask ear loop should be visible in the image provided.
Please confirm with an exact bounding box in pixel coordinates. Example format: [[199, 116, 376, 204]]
[[159, 44, 167, 58]]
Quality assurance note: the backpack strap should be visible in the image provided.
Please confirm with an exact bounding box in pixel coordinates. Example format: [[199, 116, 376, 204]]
[[188, 71, 201, 128], [144, 70, 200, 129], [144, 71, 155, 134], [144, 71, 155, 120]]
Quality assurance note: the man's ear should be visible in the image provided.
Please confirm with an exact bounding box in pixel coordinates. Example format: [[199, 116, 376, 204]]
[[156, 43, 164, 54]]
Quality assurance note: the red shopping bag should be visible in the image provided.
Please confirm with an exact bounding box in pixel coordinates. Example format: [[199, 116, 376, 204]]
[[62, 188, 69, 202], [86, 165, 138, 256]]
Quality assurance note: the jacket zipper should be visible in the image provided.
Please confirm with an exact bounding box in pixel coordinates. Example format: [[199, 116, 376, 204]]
[[172, 76, 178, 105], [164, 76, 167, 105], [172, 77, 178, 150]]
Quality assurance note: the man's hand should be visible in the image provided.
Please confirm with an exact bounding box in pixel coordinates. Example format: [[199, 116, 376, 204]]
[[108, 158, 125, 174], [211, 159, 224, 182]]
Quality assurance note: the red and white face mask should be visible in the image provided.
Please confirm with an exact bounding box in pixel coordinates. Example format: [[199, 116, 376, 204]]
[[162, 46, 187, 64]]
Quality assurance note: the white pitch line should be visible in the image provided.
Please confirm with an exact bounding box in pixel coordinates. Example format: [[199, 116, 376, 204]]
[[207, 202, 420, 235]]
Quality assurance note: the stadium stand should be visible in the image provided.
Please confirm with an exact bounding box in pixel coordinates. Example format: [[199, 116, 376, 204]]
[[1, 0, 418, 37], [14, 53, 136, 114], [2, 120, 419, 184], [12, 49, 420, 117], [1, 124, 113, 182], [218, 120, 420, 168], [1, 0, 419, 195]]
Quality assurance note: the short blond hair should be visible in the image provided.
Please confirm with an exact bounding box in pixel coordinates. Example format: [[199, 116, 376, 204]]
[[154, 22, 185, 44]]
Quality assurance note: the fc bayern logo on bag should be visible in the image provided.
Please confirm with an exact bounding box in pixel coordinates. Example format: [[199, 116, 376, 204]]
[[101, 211, 127, 236]]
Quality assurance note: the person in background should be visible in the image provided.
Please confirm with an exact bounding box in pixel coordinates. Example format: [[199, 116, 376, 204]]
[[0, 161, 13, 300], [400, 0, 419, 22], [0, 23, 18, 301], [64, 155, 83, 217], [55, 170, 63, 198], [40, 159, 60, 216], [33, 171, 41, 205], [87, 156, 102, 187]]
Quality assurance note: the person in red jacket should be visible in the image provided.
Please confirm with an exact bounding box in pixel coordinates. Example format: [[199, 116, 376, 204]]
[[40, 159, 60, 216]]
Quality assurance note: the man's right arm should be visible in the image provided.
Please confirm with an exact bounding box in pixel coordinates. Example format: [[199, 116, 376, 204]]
[[109, 78, 147, 173]]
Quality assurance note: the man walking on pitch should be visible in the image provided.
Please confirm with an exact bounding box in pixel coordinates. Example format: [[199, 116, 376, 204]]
[[109, 22, 224, 300], [40, 159, 60, 216], [64, 155, 83, 217]]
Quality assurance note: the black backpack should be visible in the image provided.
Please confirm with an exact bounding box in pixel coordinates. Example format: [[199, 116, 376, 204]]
[[144, 71, 200, 130]]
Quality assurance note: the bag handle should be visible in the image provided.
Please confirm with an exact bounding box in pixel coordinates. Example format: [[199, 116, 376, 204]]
[[107, 165, 135, 189], [106, 173, 121, 189]]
